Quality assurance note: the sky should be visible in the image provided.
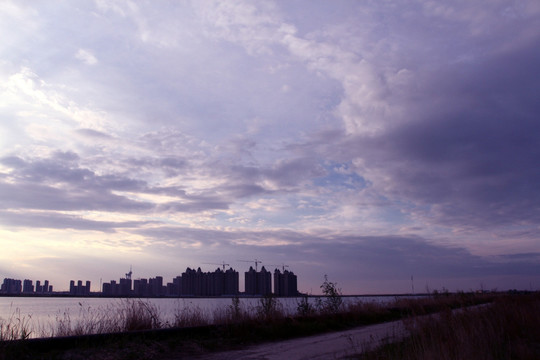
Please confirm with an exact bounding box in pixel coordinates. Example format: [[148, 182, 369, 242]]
[[1, 0, 539, 295]]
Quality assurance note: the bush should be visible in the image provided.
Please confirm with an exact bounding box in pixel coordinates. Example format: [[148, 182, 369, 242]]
[[319, 275, 343, 314]]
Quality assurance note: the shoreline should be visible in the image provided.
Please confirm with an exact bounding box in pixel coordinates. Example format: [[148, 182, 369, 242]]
[[0, 293, 430, 299]]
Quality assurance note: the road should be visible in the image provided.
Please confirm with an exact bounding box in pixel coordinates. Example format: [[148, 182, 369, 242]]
[[187, 319, 408, 360]]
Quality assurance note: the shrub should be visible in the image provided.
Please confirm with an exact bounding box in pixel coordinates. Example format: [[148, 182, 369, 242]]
[[319, 275, 343, 314]]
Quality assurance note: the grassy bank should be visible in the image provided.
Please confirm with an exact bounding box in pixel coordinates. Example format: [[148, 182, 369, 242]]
[[355, 292, 540, 360], [0, 292, 497, 359]]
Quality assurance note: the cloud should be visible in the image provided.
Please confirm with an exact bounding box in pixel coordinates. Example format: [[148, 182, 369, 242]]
[[132, 225, 540, 291], [0, 154, 150, 212], [0, 210, 149, 232], [345, 34, 540, 231], [1, 1, 539, 293], [75, 128, 113, 139], [75, 49, 98, 65]]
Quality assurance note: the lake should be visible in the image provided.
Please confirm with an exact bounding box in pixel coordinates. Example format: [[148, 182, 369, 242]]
[[0, 295, 412, 338]]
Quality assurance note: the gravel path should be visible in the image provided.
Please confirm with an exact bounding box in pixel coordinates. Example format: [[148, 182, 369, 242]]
[[187, 319, 408, 360]]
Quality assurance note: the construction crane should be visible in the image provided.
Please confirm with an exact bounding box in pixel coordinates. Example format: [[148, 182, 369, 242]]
[[238, 259, 262, 271], [125, 265, 132, 280], [266, 263, 290, 272], [202, 262, 230, 271]]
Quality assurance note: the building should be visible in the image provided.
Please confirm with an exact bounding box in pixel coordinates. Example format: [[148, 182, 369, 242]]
[[223, 267, 239, 295], [23, 279, 34, 294], [119, 278, 132, 296], [133, 278, 148, 297], [43, 280, 51, 293], [21, 279, 53, 294], [273, 269, 298, 296], [1, 278, 22, 294], [244, 266, 272, 296], [180, 267, 239, 296], [166, 276, 182, 296], [148, 276, 164, 296], [70, 280, 91, 296]]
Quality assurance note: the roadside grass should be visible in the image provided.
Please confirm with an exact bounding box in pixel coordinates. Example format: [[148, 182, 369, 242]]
[[353, 292, 540, 360], [0, 292, 500, 359]]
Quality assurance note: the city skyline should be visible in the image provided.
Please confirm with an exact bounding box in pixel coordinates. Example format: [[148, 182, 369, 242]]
[[1, 264, 299, 297], [1, 1, 540, 295]]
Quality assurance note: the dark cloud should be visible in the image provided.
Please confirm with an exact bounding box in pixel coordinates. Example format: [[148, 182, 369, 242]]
[[0, 210, 151, 232], [0, 181, 151, 212], [221, 184, 268, 198], [345, 34, 540, 229], [497, 253, 540, 261], [0, 152, 240, 215], [0, 155, 152, 212], [157, 199, 230, 213], [75, 128, 113, 139], [0, 155, 145, 191], [126, 156, 188, 177], [134, 225, 540, 292], [135, 226, 309, 249], [264, 157, 326, 187]]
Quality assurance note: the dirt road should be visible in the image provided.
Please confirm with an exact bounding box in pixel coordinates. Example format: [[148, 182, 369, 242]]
[[189, 319, 407, 360]]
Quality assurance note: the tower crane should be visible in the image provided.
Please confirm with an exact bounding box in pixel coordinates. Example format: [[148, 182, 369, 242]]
[[202, 261, 230, 271], [125, 265, 132, 280], [238, 259, 262, 271], [266, 263, 290, 272]]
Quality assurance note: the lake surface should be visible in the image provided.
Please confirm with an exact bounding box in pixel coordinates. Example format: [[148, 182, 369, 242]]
[[0, 295, 413, 338]]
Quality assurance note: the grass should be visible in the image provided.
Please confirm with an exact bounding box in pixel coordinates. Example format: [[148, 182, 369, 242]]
[[353, 292, 540, 360], [0, 307, 33, 341], [0, 292, 504, 359]]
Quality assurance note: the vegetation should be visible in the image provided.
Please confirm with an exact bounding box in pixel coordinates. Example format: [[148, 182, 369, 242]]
[[0, 307, 32, 341], [2, 279, 532, 360], [351, 292, 540, 360], [318, 274, 344, 313]]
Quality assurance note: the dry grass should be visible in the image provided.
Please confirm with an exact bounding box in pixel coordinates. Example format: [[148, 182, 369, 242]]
[[0, 292, 510, 359], [0, 293, 493, 341], [0, 307, 33, 341], [357, 292, 540, 360], [172, 302, 210, 328], [52, 299, 164, 336]]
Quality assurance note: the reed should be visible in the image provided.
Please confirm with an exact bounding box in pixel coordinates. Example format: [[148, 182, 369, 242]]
[[0, 307, 32, 341], [172, 302, 210, 328]]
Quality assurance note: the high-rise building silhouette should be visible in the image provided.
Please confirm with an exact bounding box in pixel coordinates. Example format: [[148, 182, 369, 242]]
[[23, 279, 34, 293], [180, 267, 239, 296], [0, 279, 21, 294], [70, 280, 91, 295], [245, 266, 271, 295], [273, 269, 298, 296]]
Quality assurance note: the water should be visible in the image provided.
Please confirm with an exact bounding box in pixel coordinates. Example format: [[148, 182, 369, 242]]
[[0, 295, 408, 338]]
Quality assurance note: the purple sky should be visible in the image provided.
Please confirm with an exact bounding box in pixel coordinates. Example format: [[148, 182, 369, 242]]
[[1, 1, 539, 294]]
